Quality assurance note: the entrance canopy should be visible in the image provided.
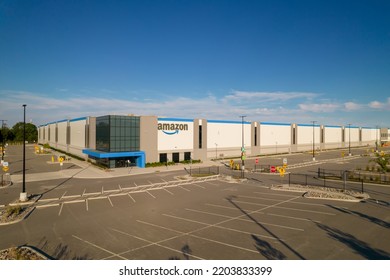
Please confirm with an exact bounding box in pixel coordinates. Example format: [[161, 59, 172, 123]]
[[82, 149, 145, 168]]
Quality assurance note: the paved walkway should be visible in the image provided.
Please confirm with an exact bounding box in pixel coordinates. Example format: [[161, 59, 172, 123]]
[[10, 155, 223, 183]]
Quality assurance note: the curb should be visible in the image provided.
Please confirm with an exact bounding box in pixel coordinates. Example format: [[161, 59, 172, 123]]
[[0, 206, 36, 226]]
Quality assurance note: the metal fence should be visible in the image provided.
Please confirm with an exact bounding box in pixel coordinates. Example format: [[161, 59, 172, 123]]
[[287, 172, 365, 193], [317, 168, 390, 185], [184, 166, 220, 176]]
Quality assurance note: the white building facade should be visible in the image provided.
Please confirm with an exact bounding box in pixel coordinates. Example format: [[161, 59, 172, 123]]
[[37, 115, 385, 168]]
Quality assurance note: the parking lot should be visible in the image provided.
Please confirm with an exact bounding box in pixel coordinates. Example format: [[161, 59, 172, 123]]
[[1, 145, 390, 259]]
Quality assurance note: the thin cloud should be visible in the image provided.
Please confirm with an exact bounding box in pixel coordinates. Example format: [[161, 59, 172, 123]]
[[369, 101, 384, 109], [298, 103, 340, 113], [344, 102, 362, 111], [225, 91, 318, 103], [1, 90, 388, 127]]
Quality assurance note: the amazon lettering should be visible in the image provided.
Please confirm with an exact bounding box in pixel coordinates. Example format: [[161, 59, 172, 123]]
[[158, 123, 189, 131]]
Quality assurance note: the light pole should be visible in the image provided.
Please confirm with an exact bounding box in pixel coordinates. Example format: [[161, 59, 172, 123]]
[[348, 123, 351, 156], [375, 125, 379, 152], [20, 104, 28, 201], [1, 119, 7, 162], [239, 115, 246, 178], [311, 121, 316, 161], [215, 143, 218, 160]]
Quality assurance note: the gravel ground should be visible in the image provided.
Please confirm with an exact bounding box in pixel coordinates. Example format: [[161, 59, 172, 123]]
[[0, 247, 45, 260], [271, 184, 370, 201]]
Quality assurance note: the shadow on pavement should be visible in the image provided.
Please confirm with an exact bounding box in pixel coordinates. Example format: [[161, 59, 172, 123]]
[[226, 195, 304, 260], [314, 221, 390, 259]]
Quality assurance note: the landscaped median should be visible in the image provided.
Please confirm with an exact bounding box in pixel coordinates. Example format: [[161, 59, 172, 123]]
[[271, 184, 370, 202], [0, 246, 47, 260], [0, 194, 41, 225]]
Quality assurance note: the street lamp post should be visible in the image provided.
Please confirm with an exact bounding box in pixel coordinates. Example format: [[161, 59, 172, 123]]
[[215, 143, 218, 160], [239, 116, 246, 178], [348, 124, 351, 156], [375, 125, 379, 152], [311, 121, 316, 161], [20, 104, 28, 202], [1, 119, 7, 162]]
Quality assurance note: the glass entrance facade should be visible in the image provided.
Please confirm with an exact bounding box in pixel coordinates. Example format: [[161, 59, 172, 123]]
[[86, 115, 143, 168], [96, 115, 140, 152]]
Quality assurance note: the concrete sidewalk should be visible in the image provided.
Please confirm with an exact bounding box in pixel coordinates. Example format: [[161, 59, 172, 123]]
[[9, 157, 223, 183]]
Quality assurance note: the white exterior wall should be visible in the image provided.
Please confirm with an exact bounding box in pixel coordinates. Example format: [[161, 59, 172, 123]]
[[345, 127, 360, 145], [207, 121, 251, 158], [259, 123, 291, 154], [38, 126, 44, 143], [57, 121, 68, 146], [48, 123, 56, 145], [69, 119, 86, 148], [297, 125, 321, 152], [324, 126, 343, 149], [207, 122, 251, 148], [297, 125, 321, 145], [260, 124, 291, 146], [44, 126, 49, 143], [324, 126, 342, 143], [157, 119, 194, 151], [361, 128, 377, 143]]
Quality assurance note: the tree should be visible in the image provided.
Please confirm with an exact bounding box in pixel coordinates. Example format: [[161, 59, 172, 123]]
[[370, 151, 390, 173], [11, 122, 38, 143], [0, 126, 13, 143]]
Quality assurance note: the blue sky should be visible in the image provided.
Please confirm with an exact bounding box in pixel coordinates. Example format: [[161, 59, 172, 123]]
[[0, 0, 389, 127]]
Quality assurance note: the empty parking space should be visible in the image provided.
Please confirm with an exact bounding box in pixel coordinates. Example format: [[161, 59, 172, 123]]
[[6, 174, 390, 260]]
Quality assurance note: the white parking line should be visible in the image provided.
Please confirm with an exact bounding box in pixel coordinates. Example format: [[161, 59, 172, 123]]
[[267, 213, 321, 223], [254, 191, 298, 198], [233, 200, 336, 215], [164, 188, 174, 195], [185, 208, 304, 231], [109, 193, 127, 197], [146, 190, 156, 198], [83, 192, 101, 196], [204, 181, 218, 186], [88, 196, 107, 200], [107, 196, 114, 207], [39, 198, 59, 202], [192, 183, 206, 189], [58, 203, 64, 216], [72, 235, 127, 260], [238, 195, 329, 207], [86, 199, 89, 211], [163, 214, 282, 240], [137, 219, 261, 254], [128, 193, 135, 203], [36, 203, 60, 209], [63, 194, 82, 199], [60, 191, 67, 199], [179, 186, 190, 192], [109, 227, 204, 260], [64, 199, 85, 204]]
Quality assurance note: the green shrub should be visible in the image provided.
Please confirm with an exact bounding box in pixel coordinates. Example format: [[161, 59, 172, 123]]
[[6, 205, 22, 218], [146, 161, 176, 168]]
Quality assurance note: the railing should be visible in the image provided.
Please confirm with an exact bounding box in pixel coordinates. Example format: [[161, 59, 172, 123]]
[[317, 168, 390, 185], [286, 172, 365, 193], [184, 166, 220, 176]]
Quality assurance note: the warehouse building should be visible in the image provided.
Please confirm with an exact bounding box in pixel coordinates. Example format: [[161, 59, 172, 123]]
[[37, 115, 388, 168]]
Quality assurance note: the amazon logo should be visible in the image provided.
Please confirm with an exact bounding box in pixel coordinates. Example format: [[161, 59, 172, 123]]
[[158, 123, 189, 135]]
